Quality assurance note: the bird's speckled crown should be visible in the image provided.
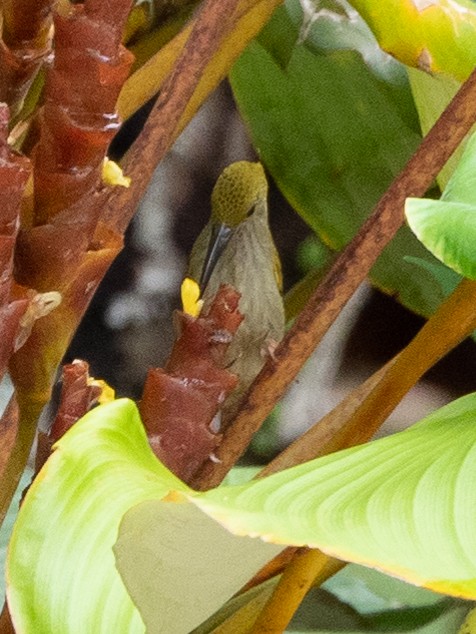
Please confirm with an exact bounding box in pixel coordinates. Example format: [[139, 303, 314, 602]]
[[211, 161, 267, 227]]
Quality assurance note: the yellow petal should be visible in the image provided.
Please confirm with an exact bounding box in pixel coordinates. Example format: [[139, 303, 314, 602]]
[[87, 379, 116, 404], [181, 277, 203, 318], [102, 158, 131, 188]]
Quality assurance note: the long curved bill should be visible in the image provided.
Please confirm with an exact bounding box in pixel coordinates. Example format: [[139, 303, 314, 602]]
[[199, 222, 233, 292]]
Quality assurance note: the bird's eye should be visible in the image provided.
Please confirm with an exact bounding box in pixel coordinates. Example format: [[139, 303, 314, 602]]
[[246, 205, 255, 218]]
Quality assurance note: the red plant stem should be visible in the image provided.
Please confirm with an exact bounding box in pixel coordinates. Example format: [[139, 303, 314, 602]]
[[103, 0, 243, 233], [193, 66, 476, 490], [0, 600, 15, 634]]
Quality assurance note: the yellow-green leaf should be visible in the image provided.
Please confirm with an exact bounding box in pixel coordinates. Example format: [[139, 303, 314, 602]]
[[6, 400, 186, 633], [6, 399, 279, 634], [193, 393, 476, 599], [348, 0, 476, 81], [406, 130, 476, 279]]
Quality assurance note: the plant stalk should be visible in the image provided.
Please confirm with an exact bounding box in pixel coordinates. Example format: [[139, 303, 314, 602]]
[[249, 549, 344, 634], [104, 0, 245, 232]]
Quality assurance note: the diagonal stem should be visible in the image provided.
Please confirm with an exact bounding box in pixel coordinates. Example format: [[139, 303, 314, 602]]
[[103, 0, 244, 232], [0, 601, 15, 634], [248, 278, 476, 634], [314, 277, 476, 455], [194, 66, 476, 490], [262, 278, 476, 475]]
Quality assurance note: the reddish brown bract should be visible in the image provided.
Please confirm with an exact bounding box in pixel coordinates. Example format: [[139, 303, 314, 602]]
[[36, 360, 103, 471], [140, 285, 243, 483], [32, 0, 134, 227]]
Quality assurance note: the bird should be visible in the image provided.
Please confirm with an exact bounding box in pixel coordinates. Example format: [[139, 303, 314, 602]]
[[187, 160, 285, 428]]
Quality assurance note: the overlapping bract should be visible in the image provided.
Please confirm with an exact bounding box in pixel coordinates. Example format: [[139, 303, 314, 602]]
[[10, 0, 133, 414], [0, 105, 31, 379], [140, 284, 243, 482]]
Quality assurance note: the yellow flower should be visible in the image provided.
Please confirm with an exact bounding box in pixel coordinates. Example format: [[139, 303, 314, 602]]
[[88, 379, 116, 404], [102, 158, 131, 188], [181, 277, 203, 318]]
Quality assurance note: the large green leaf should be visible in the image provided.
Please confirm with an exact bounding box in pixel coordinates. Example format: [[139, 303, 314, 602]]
[[5, 399, 279, 634], [287, 587, 467, 633], [407, 68, 463, 191], [405, 131, 476, 279], [8, 395, 476, 632], [193, 393, 476, 599], [289, 602, 469, 634], [326, 564, 445, 614], [230, 2, 459, 318], [320, 566, 470, 633]]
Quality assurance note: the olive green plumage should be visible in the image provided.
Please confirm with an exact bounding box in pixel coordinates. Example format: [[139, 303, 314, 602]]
[[188, 161, 285, 427]]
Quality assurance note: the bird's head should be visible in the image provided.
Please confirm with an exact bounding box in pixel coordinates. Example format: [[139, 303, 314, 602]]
[[210, 161, 268, 226], [199, 161, 268, 292]]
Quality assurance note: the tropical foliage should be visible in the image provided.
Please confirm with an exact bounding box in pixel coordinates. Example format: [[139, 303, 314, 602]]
[[1, 0, 476, 632]]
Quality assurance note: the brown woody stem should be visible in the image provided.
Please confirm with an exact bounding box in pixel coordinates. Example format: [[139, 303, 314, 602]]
[[194, 66, 476, 490], [250, 277, 476, 632], [103, 0, 243, 232], [315, 278, 476, 455]]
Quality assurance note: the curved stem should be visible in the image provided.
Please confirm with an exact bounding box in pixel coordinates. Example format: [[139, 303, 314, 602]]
[[0, 601, 15, 634]]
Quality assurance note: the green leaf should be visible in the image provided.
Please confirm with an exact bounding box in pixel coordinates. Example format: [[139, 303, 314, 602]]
[[193, 393, 476, 599], [8, 395, 476, 632], [6, 399, 187, 633], [405, 200, 476, 279], [365, 604, 466, 633], [405, 131, 476, 279], [347, 0, 476, 81], [6, 399, 279, 634], [325, 564, 445, 614], [402, 256, 461, 304], [287, 586, 368, 632], [288, 587, 467, 633], [230, 2, 458, 319], [321, 566, 469, 633], [407, 68, 463, 190]]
